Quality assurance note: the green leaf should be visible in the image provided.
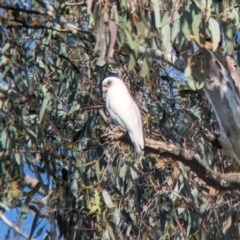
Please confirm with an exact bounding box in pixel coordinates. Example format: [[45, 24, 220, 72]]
[[231, 9, 240, 27], [181, 12, 191, 41], [1, 128, 8, 149], [106, 222, 116, 240], [124, 28, 135, 50], [126, 222, 132, 236], [71, 179, 78, 198], [192, 13, 202, 44], [191, 188, 199, 206], [2, 42, 10, 53], [197, 81, 204, 90], [35, 226, 44, 238], [177, 207, 185, 215], [0, 198, 11, 211], [102, 190, 115, 208], [128, 54, 136, 70], [14, 153, 21, 165], [102, 229, 111, 240], [151, 0, 161, 28], [111, 3, 119, 24], [25, 127, 37, 140], [171, 11, 180, 42], [161, 11, 170, 27], [222, 21, 234, 55], [89, 205, 99, 215], [130, 167, 138, 180], [184, 66, 197, 90], [130, 212, 137, 225], [200, 202, 208, 213], [96, 57, 106, 67], [117, 28, 125, 49], [19, 204, 29, 227], [208, 17, 220, 51], [29, 210, 40, 239], [96, 161, 100, 182], [119, 164, 127, 180], [140, 58, 149, 77], [136, 22, 147, 37], [113, 207, 121, 226], [39, 92, 51, 124], [94, 190, 100, 208], [189, 104, 201, 119], [24, 182, 41, 196], [142, 231, 148, 240], [161, 24, 171, 51], [120, 0, 126, 8], [36, 57, 48, 73]]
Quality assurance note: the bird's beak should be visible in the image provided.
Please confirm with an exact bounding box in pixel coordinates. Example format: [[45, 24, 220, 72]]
[[102, 86, 107, 92], [102, 86, 106, 99]]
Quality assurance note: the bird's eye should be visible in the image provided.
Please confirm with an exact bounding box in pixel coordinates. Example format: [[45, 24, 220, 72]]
[[107, 81, 112, 86]]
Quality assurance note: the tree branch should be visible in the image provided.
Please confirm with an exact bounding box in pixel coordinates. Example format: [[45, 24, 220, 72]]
[[120, 43, 186, 72], [0, 210, 36, 240], [225, 56, 240, 94], [34, 0, 95, 42], [137, 46, 186, 72], [145, 138, 240, 191], [0, 3, 45, 15], [100, 111, 240, 191], [6, 23, 75, 33], [192, 49, 240, 163]]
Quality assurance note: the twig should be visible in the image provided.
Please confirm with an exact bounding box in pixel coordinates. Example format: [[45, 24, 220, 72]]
[[0, 3, 45, 15], [35, 0, 95, 42], [0, 210, 36, 240]]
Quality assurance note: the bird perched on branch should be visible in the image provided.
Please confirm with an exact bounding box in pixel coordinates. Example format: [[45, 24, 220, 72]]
[[102, 76, 144, 153]]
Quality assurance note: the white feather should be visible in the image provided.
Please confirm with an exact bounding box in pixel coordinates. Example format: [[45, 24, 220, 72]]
[[102, 77, 144, 153]]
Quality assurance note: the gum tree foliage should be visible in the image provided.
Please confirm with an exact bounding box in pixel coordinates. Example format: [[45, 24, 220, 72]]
[[0, 0, 240, 239]]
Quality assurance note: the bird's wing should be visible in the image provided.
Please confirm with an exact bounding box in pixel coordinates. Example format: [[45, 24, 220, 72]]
[[106, 93, 127, 131], [107, 91, 144, 149]]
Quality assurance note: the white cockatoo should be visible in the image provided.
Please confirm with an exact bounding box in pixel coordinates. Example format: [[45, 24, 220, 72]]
[[102, 76, 144, 153]]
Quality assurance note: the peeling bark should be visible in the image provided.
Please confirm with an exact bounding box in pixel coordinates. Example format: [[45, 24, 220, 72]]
[[191, 49, 240, 162]]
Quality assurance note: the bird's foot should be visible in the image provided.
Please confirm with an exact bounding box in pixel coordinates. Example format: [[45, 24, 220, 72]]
[[102, 127, 125, 140]]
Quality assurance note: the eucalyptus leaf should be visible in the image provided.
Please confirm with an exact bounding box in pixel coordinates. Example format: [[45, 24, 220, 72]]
[[192, 13, 202, 44], [208, 17, 220, 51], [38, 92, 51, 124], [151, 0, 161, 28], [102, 190, 115, 208], [184, 66, 197, 90]]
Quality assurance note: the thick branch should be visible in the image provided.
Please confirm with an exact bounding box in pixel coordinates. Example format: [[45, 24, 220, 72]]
[[100, 114, 240, 191], [225, 56, 240, 94], [145, 138, 240, 191], [192, 49, 240, 162]]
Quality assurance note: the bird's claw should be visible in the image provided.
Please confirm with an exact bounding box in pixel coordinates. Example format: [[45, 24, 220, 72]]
[[103, 127, 125, 140]]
